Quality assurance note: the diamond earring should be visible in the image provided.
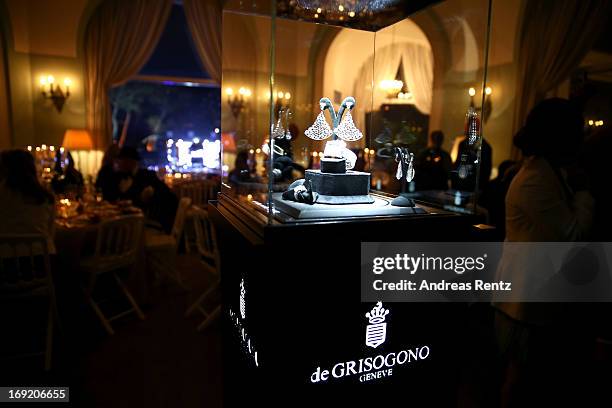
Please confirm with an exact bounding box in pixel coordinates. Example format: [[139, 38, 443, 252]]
[[272, 116, 284, 139], [305, 111, 333, 140], [395, 149, 403, 180], [335, 110, 363, 142], [405, 152, 415, 182]]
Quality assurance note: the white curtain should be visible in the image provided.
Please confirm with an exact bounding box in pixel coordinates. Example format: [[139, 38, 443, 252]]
[[352, 43, 433, 131], [401, 44, 433, 115]]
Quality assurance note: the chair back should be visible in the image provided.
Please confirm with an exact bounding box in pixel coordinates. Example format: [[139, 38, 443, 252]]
[[0, 234, 52, 295], [177, 180, 219, 208], [93, 215, 144, 269], [191, 206, 220, 273], [171, 197, 192, 243]]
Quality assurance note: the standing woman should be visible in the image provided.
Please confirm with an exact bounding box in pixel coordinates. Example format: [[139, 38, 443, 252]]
[[0, 149, 56, 254]]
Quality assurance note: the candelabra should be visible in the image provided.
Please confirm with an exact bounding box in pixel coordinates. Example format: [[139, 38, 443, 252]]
[[226, 87, 251, 118]]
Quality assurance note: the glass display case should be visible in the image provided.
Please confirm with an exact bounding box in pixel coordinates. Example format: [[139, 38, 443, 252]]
[[221, 0, 492, 223]]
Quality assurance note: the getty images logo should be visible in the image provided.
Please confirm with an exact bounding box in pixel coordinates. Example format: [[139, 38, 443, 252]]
[[365, 302, 389, 348]]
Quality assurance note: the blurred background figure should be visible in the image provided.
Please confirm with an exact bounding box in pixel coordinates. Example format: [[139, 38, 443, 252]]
[[479, 159, 518, 236], [582, 127, 612, 241], [51, 151, 84, 197], [96, 143, 121, 201], [0, 150, 56, 253], [416, 130, 452, 191], [114, 146, 178, 233], [495, 98, 595, 408]]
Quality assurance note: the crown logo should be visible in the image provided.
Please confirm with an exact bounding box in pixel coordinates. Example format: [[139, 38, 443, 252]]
[[239, 279, 246, 320], [365, 302, 389, 348], [366, 302, 389, 324]]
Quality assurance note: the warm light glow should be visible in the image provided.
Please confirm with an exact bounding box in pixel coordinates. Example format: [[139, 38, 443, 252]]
[[226, 87, 234, 96], [364, 148, 370, 154], [27, 145, 32, 151], [338, 5, 344, 11], [47, 75, 55, 84], [62, 129, 93, 150], [316, 7, 322, 13], [256, 148, 261, 154], [247, 194, 253, 201], [398, 92, 412, 100], [36, 147, 41, 152], [312, 151, 318, 157], [285, 92, 291, 100], [40, 76, 47, 86], [380, 79, 403, 98], [468, 87, 476, 97], [49, 146, 55, 152], [277, 91, 284, 99], [249, 149, 255, 154], [41, 144, 47, 150], [588, 120, 594, 126], [314, 13, 319, 18], [348, 11, 355, 17], [64, 78, 72, 87], [485, 86, 492, 95]]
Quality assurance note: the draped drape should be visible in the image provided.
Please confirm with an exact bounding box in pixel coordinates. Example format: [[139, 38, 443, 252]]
[[512, 0, 611, 158], [400, 44, 433, 115], [84, 0, 172, 149], [183, 0, 222, 85], [0, 25, 11, 149], [353, 43, 433, 132]]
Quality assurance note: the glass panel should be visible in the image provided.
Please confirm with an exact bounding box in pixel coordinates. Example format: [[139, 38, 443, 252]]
[[221, 3, 274, 215], [222, 0, 492, 220], [369, 0, 492, 214]]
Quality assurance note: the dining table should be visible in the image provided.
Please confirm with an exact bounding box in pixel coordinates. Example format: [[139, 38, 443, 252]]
[[53, 199, 150, 306]]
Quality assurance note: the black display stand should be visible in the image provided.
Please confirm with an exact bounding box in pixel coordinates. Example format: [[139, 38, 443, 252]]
[[210, 194, 481, 405]]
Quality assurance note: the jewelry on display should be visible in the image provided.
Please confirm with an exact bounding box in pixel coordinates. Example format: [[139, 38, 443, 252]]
[[335, 110, 363, 142], [465, 107, 480, 146], [395, 148, 403, 180], [284, 108, 292, 140], [305, 110, 333, 140], [281, 179, 318, 205], [304, 96, 363, 170], [405, 152, 415, 182]]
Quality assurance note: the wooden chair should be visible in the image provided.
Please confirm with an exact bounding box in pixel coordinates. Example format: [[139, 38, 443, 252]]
[[79, 215, 145, 335], [185, 206, 221, 331], [0, 234, 57, 370], [145, 197, 192, 285]]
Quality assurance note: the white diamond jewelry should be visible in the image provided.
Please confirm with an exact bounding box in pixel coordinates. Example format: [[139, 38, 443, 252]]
[[272, 115, 284, 140], [406, 152, 415, 182], [395, 148, 403, 180], [305, 110, 333, 140], [335, 110, 363, 142]]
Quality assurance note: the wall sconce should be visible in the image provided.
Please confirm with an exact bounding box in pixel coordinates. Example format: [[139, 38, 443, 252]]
[[226, 87, 251, 118], [274, 90, 291, 109], [468, 86, 493, 122], [40, 75, 71, 112]]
